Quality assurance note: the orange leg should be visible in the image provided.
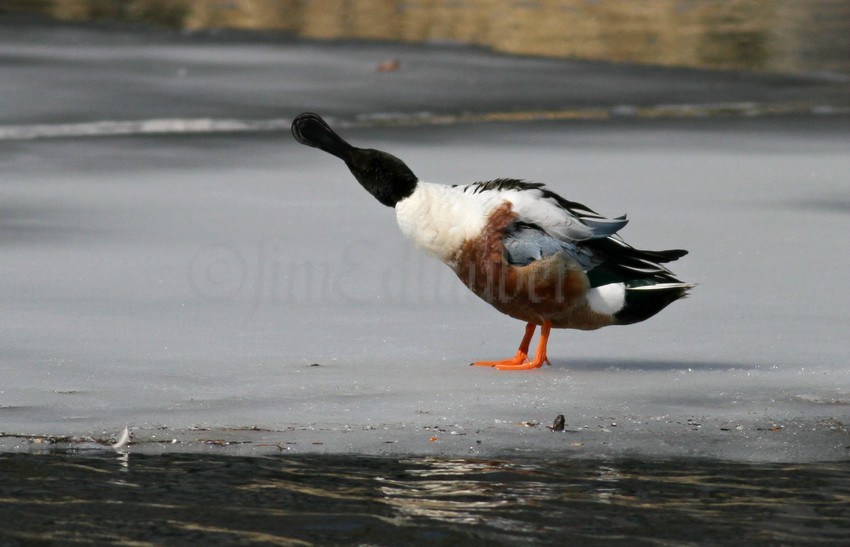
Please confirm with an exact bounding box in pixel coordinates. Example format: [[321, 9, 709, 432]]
[[495, 320, 552, 371], [471, 322, 536, 367]]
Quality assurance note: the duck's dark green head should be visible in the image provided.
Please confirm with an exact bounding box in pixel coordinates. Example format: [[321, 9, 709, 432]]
[[291, 113, 418, 207]]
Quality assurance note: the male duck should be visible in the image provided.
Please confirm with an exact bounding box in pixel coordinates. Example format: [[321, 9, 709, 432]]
[[291, 113, 694, 370]]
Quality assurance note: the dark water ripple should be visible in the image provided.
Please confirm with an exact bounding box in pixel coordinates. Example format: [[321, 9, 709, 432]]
[[1, 452, 849, 545]]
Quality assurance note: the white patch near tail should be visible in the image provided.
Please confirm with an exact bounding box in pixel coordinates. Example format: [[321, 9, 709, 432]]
[[587, 283, 626, 315]]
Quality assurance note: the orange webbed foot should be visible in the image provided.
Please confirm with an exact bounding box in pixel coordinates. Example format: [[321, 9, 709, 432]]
[[475, 321, 552, 372], [494, 353, 550, 371], [471, 350, 531, 368], [471, 322, 536, 368]]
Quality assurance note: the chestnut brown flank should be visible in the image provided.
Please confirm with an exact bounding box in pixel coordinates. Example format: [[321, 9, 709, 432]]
[[452, 203, 614, 329]]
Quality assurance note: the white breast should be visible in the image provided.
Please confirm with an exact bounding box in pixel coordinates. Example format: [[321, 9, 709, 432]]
[[395, 182, 502, 266]]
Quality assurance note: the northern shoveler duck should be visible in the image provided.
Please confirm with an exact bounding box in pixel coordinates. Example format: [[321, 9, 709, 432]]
[[291, 113, 694, 370]]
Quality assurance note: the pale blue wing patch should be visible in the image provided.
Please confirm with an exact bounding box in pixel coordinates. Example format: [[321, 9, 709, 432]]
[[503, 223, 599, 269]]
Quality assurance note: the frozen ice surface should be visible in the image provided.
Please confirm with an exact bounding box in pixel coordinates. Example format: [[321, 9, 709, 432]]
[[1, 17, 849, 461]]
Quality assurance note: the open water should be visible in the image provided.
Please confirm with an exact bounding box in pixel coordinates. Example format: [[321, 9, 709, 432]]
[[1, 451, 848, 544]]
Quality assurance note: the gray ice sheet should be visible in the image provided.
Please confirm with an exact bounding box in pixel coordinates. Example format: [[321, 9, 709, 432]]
[[1, 18, 849, 461]]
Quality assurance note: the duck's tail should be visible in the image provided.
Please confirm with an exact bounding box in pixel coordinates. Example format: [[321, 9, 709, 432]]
[[614, 280, 696, 325]]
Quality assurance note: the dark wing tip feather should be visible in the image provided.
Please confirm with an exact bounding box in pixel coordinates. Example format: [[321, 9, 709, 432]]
[[585, 235, 690, 286], [655, 249, 688, 261]]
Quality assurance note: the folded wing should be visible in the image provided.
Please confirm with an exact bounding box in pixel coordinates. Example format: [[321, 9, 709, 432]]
[[465, 179, 688, 288]]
